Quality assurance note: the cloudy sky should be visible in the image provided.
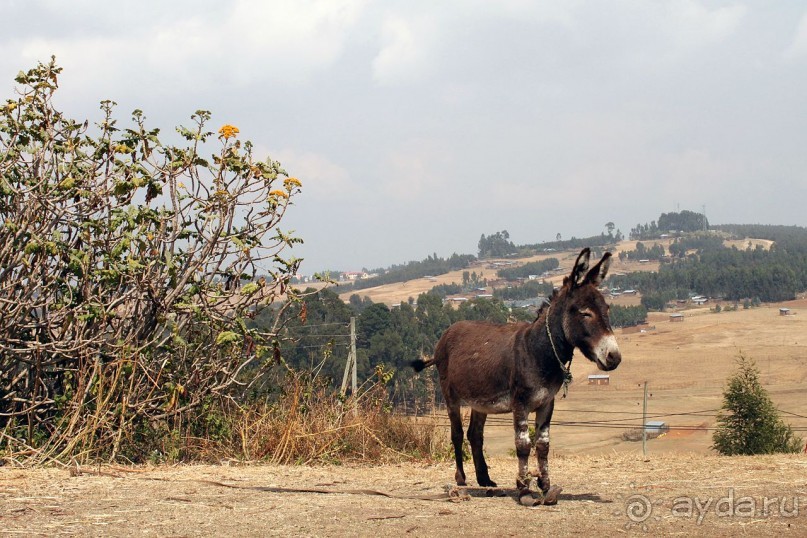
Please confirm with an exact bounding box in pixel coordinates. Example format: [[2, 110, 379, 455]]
[[2, 1, 806, 273]]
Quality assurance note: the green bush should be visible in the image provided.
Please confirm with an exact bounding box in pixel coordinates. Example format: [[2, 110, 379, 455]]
[[712, 355, 803, 455]]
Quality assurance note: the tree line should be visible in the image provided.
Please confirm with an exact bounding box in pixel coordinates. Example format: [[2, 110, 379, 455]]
[[255, 288, 532, 411], [256, 277, 651, 410], [495, 258, 560, 280], [608, 226, 807, 308], [630, 209, 707, 240], [347, 252, 475, 291]]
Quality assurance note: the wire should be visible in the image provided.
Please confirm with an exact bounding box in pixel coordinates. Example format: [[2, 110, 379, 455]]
[[287, 333, 350, 338], [285, 322, 349, 330]]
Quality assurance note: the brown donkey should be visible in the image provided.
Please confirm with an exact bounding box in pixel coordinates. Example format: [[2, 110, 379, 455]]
[[412, 248, 621, 500]]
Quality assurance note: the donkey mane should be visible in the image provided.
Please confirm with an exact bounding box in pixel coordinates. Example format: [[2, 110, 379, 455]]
[[533, 288, 559, 322]]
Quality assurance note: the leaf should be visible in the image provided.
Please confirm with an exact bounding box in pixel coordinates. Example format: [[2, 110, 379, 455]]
[[241, 282, 259, 295], [215, 331, 239, 346]]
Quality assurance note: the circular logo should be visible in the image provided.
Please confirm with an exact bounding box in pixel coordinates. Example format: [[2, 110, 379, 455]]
[[625, 493, 654, 523]]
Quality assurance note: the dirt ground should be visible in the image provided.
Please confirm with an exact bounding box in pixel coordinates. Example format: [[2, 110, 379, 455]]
[[2, 453, 806, 537]]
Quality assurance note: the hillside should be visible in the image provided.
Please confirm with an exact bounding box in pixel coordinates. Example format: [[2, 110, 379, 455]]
[[333, 238, 807, 457], [336, 237, 773, 305]]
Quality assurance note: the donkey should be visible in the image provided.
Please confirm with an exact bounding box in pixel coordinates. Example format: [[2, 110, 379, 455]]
[[411, 248, 621, 499]]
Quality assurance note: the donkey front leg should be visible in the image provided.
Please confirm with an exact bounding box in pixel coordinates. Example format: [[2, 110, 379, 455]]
[[512, 407, 532, 490], [533, 400, 555, 494]]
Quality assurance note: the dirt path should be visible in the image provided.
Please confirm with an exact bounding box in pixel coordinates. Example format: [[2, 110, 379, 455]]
[[2, 453, 806, 536]]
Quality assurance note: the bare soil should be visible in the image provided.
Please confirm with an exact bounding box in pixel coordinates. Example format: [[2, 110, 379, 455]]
[[2, 454, 806, 537]]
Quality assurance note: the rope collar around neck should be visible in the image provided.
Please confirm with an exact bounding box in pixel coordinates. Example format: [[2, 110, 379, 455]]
[[545, 303, 572, 398]]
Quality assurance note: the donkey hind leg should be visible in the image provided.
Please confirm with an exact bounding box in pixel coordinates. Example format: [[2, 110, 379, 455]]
[[533, 400, 555, 494], [513, 407, 532, 490], [447, 404, 467, 486], [468, 410, 496, 487]]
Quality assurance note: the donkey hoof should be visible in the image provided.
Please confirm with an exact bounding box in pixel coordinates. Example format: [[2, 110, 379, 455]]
[[478, 478, 497, 488], [542, 485, 563, 505], [518, 489, 539, 507], [455, 470, 467, 486], [518, 485, 563, 507]]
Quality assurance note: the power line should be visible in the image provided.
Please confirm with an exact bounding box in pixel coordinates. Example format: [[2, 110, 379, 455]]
[[293, 333, 350, 338], [286, 322, 350, 330]]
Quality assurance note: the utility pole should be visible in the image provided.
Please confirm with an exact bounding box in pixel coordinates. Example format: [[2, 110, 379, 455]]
[[642, 381, 648, 457], [350, 316, 357, 396], [340, 317, 357, 397]]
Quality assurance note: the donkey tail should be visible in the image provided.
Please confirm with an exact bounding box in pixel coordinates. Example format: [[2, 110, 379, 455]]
[[410, 357, 436, 372]]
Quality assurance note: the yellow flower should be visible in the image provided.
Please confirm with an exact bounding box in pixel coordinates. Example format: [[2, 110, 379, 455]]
[[269, 189, 289, 199], [218, 124, 240, 139], [283, 177, 302, 189]]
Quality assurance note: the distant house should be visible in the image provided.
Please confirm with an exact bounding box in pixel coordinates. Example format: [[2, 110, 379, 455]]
[[670, 313, 684, 322], [692, 296, 708, 305], [588, 374, 610, 385], [504, 297, 548, 311], [644, 421, 669, 435], [780, 308, 793, 316]]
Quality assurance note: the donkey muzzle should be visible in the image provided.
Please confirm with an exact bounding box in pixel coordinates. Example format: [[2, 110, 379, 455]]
[[594, 334, 622, 371]]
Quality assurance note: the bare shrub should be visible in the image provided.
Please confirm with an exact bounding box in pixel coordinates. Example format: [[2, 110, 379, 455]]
[[1, 58, 308, 463]]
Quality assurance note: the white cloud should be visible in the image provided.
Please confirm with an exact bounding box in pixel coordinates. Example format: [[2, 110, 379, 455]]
[[783, 12, 807, 60], [372, 13, 437, 86], [664, 1, 747, 53], [2, 0, 368, 95], [225, 0, 367, 83], [270, 148, 355, 200]]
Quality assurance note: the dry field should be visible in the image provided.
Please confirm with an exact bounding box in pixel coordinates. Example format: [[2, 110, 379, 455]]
[[2, 453, 805, 536], [420, 295, 807, 459]]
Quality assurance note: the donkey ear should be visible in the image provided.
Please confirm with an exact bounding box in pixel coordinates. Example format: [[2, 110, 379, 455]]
[[569, 248, 591, 287], [584, 252, 612, 286]]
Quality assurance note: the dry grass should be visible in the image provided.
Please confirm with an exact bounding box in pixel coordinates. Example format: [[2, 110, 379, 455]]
[[0, 370, 449, 467], [230, 373, 449, 465]]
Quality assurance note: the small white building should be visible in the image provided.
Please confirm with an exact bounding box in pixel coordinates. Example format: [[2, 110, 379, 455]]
[[588, 374, 610, 385], [644, 421, 669, 435]]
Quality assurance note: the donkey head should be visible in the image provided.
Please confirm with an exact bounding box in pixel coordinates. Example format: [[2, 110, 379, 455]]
[[558, 248, 622, 371]]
